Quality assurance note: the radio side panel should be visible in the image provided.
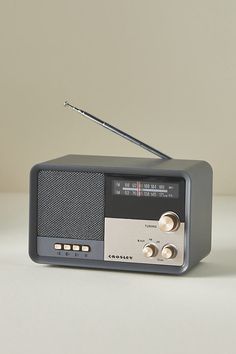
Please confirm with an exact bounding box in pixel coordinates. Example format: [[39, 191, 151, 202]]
[[187, 161, 213, 268]]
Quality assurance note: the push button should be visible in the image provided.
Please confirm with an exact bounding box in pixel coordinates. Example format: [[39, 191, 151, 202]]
[[54, 243, 62, 250], [63, 244, 72, 251], [81, 245, 90, 252], [72, 245, 80, 251]]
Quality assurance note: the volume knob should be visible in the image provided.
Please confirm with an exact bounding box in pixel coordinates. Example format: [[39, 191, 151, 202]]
[[159, 212, 180, 232], [161, 245, 177, 259], [142, 243, 158, 258]]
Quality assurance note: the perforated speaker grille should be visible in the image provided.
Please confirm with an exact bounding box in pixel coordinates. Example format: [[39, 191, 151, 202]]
[[37, 170, 105, 240]]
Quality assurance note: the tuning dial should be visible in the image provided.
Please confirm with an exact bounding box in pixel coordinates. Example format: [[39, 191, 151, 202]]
[[161, 245, 177, 259], [142, 243, 158, 258], [159, 211, 180, 232]]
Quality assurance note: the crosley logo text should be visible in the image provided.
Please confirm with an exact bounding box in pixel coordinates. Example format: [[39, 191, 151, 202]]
[[108, 254, 133, 260]]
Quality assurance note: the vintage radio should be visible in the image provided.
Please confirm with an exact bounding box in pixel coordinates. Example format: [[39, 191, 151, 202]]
[[29, 101, 212, 275]]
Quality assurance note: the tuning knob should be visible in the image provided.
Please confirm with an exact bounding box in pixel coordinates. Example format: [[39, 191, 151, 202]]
[[142, 243, 158, 258], [158, 211, 180, 232], [161, 245, 177, 259]]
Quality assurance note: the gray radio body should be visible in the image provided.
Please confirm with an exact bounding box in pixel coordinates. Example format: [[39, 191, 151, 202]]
[[29, 154, 212, 275]]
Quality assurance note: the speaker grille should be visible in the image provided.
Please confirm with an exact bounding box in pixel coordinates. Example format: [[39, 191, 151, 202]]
[[37, 170, 105, 240]]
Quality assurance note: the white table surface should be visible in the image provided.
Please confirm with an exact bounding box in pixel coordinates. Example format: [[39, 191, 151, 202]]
[[0, 194, 235, 354]]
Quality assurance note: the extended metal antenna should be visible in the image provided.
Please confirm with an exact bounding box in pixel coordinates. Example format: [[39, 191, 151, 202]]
[[64, 100, 172, 160]]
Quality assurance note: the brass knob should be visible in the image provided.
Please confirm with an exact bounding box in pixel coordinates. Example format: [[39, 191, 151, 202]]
[[158, 212, 180, 232], [161, 245, 177, 259], [142, 243, 158, 258]]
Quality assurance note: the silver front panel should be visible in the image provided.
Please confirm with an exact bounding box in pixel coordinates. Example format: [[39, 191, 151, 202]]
[[104, 218, 185, 266]]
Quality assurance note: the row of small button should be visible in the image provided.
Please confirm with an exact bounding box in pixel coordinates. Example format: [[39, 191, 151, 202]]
[[54, 243, 90, 252]]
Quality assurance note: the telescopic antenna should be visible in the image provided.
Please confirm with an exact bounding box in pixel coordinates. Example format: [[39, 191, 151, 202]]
[[64, 100, 172, 160]]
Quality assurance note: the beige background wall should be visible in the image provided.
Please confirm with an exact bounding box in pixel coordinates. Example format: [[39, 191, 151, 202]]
[[0, 0, 235, 194]]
